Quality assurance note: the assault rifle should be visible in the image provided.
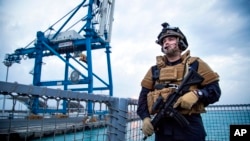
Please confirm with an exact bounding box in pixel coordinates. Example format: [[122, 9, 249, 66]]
[[143, 68, 204, 140]]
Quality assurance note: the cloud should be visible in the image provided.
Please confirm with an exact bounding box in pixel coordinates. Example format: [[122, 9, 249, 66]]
[[202, 54, 250, 104]]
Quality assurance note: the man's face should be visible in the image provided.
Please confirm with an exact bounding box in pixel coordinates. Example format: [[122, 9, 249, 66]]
[[162, 36, 180, 56]]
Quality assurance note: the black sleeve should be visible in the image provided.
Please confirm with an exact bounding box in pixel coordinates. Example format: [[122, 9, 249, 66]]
[[199, 81, 221, 106], [137, 87, 151, 120], [190, 59, 221, 106]]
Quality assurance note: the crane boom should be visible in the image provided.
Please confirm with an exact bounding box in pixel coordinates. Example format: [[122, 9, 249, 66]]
[[3, 0, 115, 114]]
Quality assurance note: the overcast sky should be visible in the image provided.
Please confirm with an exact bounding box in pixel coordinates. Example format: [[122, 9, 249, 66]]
[[0, 0, 250, 106]]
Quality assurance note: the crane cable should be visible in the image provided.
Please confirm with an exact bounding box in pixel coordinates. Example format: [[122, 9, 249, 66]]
[[23, 3, 80, 49]]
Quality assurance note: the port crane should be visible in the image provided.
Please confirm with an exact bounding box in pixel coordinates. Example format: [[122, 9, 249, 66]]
[[3, 0, 115, 115]]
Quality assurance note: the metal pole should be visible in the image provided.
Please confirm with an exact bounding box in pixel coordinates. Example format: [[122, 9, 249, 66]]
[[86, 0, 94, 115], [2, 66, 9, 114]]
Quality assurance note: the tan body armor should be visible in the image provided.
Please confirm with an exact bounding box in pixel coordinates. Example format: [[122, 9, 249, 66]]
[[141, 50, 219, 115]]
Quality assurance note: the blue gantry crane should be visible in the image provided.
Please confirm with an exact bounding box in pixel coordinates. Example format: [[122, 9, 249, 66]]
[[3, 0, 115, 115]]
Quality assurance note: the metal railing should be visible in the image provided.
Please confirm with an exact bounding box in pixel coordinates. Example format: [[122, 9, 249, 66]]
[[0, 81, 249, 141]]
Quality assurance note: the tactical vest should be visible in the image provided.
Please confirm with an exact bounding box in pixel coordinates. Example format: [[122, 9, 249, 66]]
[[142, 50, 219, 115]]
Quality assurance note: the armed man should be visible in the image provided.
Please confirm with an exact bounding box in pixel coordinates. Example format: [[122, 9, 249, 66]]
[[137, 22, 221, 141]]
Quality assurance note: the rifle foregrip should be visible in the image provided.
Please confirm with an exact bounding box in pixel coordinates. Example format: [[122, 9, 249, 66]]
[[152, 95, 163, 113], [172, 109, 190, 127]]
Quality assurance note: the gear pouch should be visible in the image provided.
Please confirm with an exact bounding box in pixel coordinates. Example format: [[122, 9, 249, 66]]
[[159, 67, 177, 81], [147, 88, 173, 115], [147, 91, 160, 114]]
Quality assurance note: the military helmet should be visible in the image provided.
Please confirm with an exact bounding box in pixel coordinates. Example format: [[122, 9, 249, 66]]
[[156, 22, 188, 51]]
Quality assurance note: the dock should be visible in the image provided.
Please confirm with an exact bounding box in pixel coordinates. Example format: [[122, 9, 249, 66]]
[[0, 115, 108, 140]]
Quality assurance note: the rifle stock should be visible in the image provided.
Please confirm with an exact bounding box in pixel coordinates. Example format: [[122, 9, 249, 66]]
[[143, 69, 204, 140]]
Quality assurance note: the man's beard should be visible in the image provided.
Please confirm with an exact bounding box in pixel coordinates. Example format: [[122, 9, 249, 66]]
[[162, 46, 180, 57]]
